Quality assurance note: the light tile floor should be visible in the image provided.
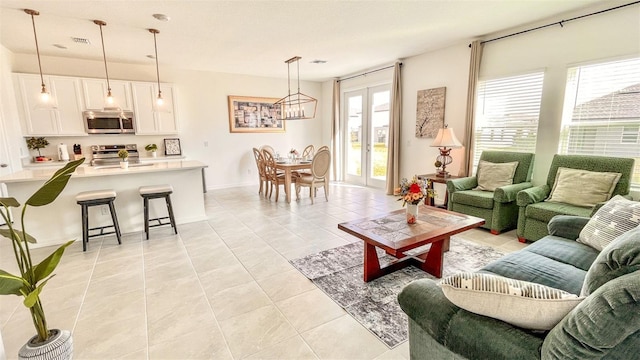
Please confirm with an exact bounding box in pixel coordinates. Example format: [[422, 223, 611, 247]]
[[0, 184, 526, 359]]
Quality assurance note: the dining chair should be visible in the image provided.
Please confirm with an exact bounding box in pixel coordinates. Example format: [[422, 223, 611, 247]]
[[260, 145, 275, 157], [317, 145, 329, 152], [252, 147, 268, 197], [263, 150, 291, 202], [302, 145, 315, 159], [295, 149, 331, 204]]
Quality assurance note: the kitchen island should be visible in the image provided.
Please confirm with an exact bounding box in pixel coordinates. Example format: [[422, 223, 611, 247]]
[[0, 160, 208, 248]]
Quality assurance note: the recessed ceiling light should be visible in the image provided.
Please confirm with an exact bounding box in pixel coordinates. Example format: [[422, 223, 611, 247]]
[[71, 37, 91, 44], [153, 14, 170, 22], [310, 59, 327, 64], [146, 54, 156, 59], [53, 44, 68, 49]]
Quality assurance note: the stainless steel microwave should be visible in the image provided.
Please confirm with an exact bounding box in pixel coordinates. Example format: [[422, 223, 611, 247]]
[[83, 110, 136, 134]]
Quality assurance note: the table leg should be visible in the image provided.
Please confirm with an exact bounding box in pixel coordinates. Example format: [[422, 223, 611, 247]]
[[284, 168, 292, 203], [416, 239, 445, 278], [363, 242, 383, 282]]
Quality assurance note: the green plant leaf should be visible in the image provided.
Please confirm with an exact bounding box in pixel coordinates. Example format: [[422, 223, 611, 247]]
[[0, 197, 20, 207], [0, 270, 25, 296], [0, 228, 37, 243], [23, 276, 52, 308], [32, 240, 74, 284], [26, 158, 84, 207]]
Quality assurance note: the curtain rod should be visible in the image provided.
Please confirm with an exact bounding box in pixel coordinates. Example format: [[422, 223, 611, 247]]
[[471, 0, 640, 47], [337, 62, 402, 83]]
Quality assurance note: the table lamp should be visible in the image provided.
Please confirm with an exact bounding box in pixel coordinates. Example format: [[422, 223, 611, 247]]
[[430, 125, 462, 178]]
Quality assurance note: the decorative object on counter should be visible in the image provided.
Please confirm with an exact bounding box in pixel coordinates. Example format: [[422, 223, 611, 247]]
[[118, 149, 129, 169], [164, 138, 181, 156], [228, 96, 285, 133], [73, 144, 83, 161], [26, 137, 50, 162], [274, 56, 317, 120], [395, 176, 435, 224], [416, 87, 446, 138], [430, 124, 463, 178], [57, 143, 69, 162], [145, 144, 158, 157], [93, 19, 117, 109], [0, 158, 84, 360], [24, 9, 52, 107]]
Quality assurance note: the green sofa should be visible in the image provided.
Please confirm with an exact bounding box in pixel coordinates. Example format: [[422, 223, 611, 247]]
[[398, 216, 640, 359], [516, 154, 635, 242], [447, 151, 534, 234]]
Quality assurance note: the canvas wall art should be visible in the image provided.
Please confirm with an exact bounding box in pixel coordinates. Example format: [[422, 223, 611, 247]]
[[228, 96, 285, 133], [416, 87, 446, 138]]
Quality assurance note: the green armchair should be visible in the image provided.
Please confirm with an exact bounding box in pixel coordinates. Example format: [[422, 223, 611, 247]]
[[447, 151, 535, 234], [516, 154, 635, 242]]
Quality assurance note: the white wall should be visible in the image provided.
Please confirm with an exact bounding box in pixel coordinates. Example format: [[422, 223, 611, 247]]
[[4, 52, 325, 190]]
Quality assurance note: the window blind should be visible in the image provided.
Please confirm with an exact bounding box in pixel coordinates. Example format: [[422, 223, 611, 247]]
[[473, 72, 545, 171], [559, 57, 640, 187]]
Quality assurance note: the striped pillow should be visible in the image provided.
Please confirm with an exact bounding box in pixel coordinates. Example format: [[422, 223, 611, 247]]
[[578, 195, 640, 251], [440, 272, 584, 330]]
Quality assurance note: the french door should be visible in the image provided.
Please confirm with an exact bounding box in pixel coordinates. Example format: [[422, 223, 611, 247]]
[[343, 84, 391, 187]]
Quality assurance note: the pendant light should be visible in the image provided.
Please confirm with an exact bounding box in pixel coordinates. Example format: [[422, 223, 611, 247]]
[[274, 56, 317, 120], [148, 28, 164, 107], [93, 20, 116, 108], [24, 9, 51, 105]]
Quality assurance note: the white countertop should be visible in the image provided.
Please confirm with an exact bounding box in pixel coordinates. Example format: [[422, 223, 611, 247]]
[[0, 160, 207, 183]]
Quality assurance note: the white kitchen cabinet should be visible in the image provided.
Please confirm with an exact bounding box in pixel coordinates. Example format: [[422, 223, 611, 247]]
[[131, 82, 178, 135], [16, 74, 85, 136], [81, 79, 133, 111]]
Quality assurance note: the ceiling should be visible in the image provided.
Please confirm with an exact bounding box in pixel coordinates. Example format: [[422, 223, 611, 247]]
[[0, 0, 609, 82]]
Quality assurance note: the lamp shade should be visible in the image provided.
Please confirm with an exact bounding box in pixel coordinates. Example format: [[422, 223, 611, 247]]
[[430, 127, 462, 148]]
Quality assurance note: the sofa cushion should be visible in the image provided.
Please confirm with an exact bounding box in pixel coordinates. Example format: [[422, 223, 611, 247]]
[[547, 167, 621, 208], [542, 272, 640, 359], [451, 190, 494, 209], [440, 272, 583, 330], [475, 160, 519, 191], [525, 201, 592, 223], [578, 195, 640, 251], [481, 236, 598, 294], [581, 225, 640, 296]]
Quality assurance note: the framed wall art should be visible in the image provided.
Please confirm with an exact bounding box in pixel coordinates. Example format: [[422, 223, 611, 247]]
[[228, 95, 285, 133], [416, 87, 446, 138], [164, 138, 182, 156]]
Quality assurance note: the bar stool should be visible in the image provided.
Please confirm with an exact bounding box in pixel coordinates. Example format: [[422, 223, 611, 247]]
[[139, 184, 177, 239], [76, 189, 122, 252]]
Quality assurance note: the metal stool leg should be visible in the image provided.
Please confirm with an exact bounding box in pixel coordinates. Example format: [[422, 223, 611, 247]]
[[81, 204, 89, 251], [108, 201, 122, 244], [165, 194, 177, 234], [143, 196, 150, 240]]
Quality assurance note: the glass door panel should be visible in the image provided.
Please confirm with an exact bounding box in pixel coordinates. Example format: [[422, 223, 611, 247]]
[[345, 90, 366, 185], [368, 86, 390, 187]]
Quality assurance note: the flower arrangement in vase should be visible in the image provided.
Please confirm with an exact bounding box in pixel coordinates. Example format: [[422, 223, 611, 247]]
[[26, 137, 50, 162], [289, 148, 299, 159], [0, 158, 84, 359], [395, 176, 435, 224]]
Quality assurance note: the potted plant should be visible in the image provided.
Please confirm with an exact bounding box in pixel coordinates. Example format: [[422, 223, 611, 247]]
[[144, 144, 158, 158], [118, 149, 129, 169], [0, 158, 84, 359], [26, 137, 49, 162]]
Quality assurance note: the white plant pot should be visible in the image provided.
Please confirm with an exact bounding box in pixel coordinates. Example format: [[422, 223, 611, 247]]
[[18, 329, 73, 360], [120, 161, 129, 169], [150, 151, 157, 158]]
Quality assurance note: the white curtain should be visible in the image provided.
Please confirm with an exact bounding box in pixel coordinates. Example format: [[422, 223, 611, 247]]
[[460, 40, 484, 176], [330, 79, 342, 181], [385, 61, 402, 195]]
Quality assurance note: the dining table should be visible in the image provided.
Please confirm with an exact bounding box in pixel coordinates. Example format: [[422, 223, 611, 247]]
[[274, 159, 312, 203]]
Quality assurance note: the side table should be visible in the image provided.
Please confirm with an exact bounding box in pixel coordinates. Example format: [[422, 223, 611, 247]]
[[417, 173, 462, 209]]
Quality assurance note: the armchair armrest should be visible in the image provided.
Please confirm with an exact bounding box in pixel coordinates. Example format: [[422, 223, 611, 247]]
[[547, 215, 590, 240], [494, 182, 533, 203], [516, 185, 550, 207], [590, 195, 633, 216], [446, 176, 477, 194]]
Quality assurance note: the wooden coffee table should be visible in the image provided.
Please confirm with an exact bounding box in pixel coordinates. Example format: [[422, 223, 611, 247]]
[[338, 205, 485, 282]]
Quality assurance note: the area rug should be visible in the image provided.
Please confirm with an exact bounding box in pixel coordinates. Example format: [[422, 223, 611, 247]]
[[289, 236, 506, 348]]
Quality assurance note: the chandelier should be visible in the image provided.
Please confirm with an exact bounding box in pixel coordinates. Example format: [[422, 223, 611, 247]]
[[274, 56, 317, 120]]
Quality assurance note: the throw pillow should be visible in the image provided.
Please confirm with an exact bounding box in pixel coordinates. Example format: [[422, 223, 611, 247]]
[[581, 224, 640, 296], [475, 161, 519, 191], [547, 167, 621, 208], [440, 272, 584, 330], [577, 195, 640, 251]]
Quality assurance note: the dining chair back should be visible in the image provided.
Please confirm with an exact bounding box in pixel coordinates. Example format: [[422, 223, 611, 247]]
[[317, 145, 329, 153], [252, 147, 268, 197], [302, 145, 315, 159], [296, 149, 331, 204], [262, 150, 288, 201], [260, 145, 275, 157]]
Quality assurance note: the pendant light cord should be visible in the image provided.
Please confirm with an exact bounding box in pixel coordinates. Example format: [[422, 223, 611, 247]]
[[27, 11, 45, 88], [152, 30, 162, 97], [96, 21, 111, 93]]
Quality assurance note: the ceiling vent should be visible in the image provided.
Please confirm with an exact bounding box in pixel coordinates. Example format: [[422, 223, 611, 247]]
[[71, 37, 91, 45]]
